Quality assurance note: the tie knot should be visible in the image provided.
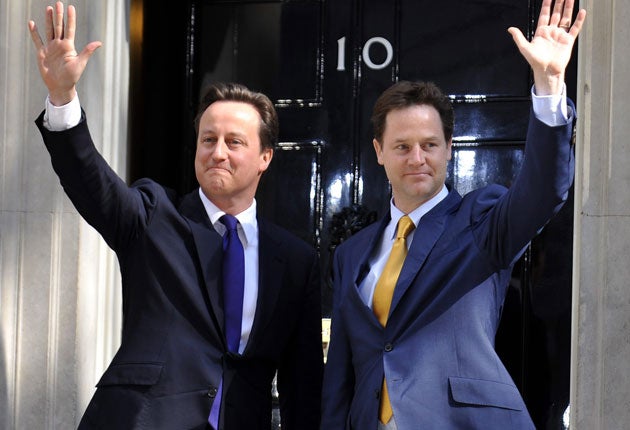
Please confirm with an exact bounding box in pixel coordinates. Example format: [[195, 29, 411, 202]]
[[396, 215, 415, 239], [220, 214, 239, 231]]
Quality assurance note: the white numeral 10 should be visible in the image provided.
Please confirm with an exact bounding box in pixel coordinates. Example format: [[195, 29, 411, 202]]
[[336, 36, 394, 71]]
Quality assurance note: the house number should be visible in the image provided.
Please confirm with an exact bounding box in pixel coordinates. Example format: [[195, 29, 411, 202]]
[[336, 36, 394, 71]]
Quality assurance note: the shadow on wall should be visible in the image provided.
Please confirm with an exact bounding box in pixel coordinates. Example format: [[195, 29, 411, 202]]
[[0, 322, 9, 429], [0, 228, 13, 429]]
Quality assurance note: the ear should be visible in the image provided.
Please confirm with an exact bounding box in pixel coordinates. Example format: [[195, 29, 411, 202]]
[[446, 138, 452, 161], [258, 147, 273, 173], [373, 138, 384, 165]]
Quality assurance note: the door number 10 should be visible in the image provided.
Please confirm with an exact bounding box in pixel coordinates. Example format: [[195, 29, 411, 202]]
[[336, 36, 394, 71]]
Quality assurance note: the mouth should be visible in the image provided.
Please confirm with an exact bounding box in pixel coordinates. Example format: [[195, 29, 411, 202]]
[[207, 165, 231, 173], [405, 171, 431, 177]]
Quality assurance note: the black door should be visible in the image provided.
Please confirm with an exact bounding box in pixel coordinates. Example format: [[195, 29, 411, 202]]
[[129, 1, 576, 428]]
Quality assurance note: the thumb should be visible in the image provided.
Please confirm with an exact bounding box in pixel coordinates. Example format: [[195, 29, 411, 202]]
[[507, 27, 529, 52], [79, 41, 102, 63], [507, 27, 534, 65]]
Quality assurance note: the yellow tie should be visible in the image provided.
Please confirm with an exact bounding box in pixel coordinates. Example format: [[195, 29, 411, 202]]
[[372, 215, 415, 424]]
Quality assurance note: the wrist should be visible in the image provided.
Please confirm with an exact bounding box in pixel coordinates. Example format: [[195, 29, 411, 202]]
[[48, 88, 77, 107], [533, 72, 564, 96]]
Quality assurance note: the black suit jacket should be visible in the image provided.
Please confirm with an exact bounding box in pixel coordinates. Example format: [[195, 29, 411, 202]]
[[36, 112, 323, 430]]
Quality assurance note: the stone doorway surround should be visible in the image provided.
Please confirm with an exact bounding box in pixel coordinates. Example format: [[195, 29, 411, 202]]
[[1, 0, 629, 428]]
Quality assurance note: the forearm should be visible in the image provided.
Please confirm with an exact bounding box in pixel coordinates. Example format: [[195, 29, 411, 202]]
[[35, 111, 145, 251], [485, 103, 575, 266]]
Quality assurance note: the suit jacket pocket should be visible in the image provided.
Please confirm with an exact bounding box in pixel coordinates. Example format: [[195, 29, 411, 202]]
[[97, 362, 164, 387], [448, 376, 523, 411]]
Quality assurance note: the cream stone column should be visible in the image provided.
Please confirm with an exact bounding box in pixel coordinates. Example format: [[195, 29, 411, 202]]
[[572, 0, 630, 428], [0, 0, 128, 428]]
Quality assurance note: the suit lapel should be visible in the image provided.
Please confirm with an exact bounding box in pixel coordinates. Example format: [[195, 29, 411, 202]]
[[244, 218, 285, 355], [389, 189, 462, 317], [353, 216, 389, 290], [345, 218, 392, 327], [179, 191, 226, 340]]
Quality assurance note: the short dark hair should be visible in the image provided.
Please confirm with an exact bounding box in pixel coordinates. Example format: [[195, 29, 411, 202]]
[[371, 81, 454, 142], [194, 82, 278, 151]]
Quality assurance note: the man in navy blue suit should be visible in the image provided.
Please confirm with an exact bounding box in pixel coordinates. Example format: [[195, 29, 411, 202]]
[[321, 0, 586, 429], [28, 2, 322, 429]]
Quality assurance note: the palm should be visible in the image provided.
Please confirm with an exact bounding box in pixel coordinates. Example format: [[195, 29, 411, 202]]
[[524, 26, 576, 77], [36, 38, 82, 93]]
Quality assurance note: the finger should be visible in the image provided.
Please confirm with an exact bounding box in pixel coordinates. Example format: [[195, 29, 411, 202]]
[[507, 27, 530, 57], [559, 0, 575, 29], [79, 41, 103, 60], [66, 4, 76, 41], [549, 0, 565, 27], [537, 0, 553, 28], [53, 1, 64, 39], [77, 41, 103, 67], [568, 9, 587, 38], [28, 20, 45, 51], [45, 6, 54, 41], [75, 41, 102, 75]]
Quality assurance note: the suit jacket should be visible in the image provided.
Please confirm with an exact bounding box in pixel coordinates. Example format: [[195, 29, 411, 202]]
[[321, 106, 575, 430], [36, 112, 323, 430]]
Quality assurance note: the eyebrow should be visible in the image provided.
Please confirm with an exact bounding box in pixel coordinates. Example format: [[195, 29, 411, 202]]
[[198, 129, 248, 139], [392, 135, 442, 144]]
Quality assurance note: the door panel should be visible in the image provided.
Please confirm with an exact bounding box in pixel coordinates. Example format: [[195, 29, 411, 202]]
[[398, 0, 530, 95]]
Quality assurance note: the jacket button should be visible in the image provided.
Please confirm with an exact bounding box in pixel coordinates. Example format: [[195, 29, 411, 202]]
[[384, 343, 393, 352], [207, 387, 218, 398]]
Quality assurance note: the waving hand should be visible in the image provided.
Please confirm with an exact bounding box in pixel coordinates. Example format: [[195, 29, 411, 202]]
[[28, 2, 101, 106], [508, 0, 586, 95]]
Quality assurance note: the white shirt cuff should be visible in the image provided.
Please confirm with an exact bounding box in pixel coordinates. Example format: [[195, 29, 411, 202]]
[[531, 84, 568, 127], [43, 94, 82, 131]]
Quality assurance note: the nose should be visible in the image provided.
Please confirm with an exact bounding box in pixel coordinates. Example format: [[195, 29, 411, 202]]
[[409, 146, 426, 165], [211, 139, 228, 161]]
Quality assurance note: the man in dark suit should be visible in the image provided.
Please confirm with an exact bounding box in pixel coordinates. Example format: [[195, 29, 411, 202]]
[[321, 1, 585, 429], [28, 2, 322, 429]]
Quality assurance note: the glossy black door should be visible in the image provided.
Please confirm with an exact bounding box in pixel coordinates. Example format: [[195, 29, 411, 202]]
[[129, 1, 576, 428]]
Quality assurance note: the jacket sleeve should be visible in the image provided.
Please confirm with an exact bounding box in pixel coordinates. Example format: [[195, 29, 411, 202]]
[[472, 100, 576, 269], [35, 110, 159, 252]]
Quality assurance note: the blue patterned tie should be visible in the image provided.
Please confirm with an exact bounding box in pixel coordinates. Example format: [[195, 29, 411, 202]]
[[209, 214, 245, 429]]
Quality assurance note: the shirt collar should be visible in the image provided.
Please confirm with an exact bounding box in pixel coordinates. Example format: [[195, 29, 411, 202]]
[[387, 185, 449, 239], [197, 188, 258, 247]]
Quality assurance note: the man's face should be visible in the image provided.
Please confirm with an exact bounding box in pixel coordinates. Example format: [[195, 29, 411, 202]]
[[195, 101, 273, 209], [373, 104, 452, 213]]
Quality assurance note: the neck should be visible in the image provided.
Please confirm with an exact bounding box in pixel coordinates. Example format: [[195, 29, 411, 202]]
[[392, 196, 427, 215], [203, 193, 255, 216]]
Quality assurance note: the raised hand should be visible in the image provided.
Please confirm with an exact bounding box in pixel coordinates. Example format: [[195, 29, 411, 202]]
[[508, 0, 586, 95], [28, 1, 101, 106]]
